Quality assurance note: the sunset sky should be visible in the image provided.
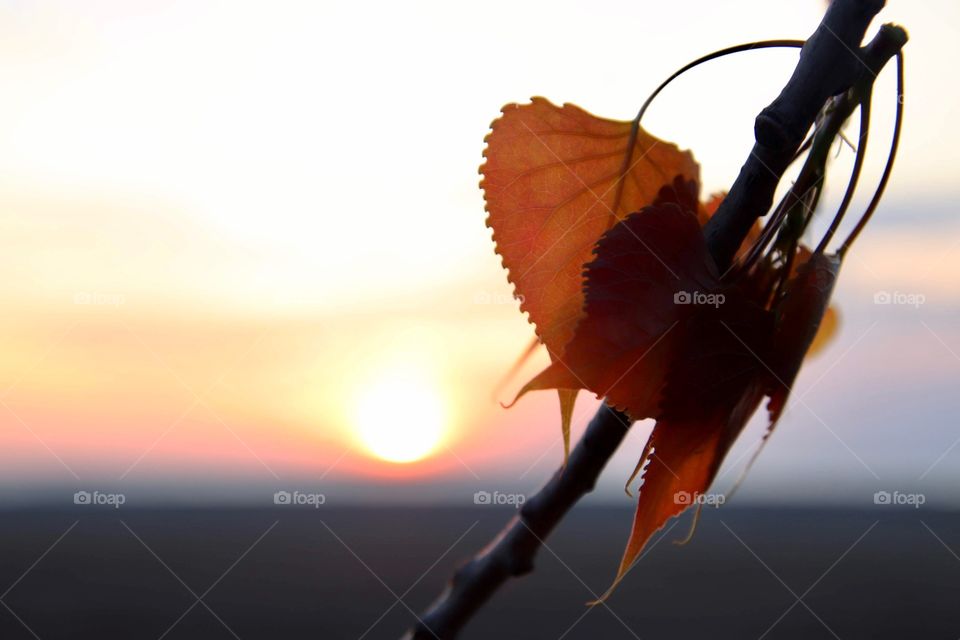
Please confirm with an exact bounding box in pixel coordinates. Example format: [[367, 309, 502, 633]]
[[0, 0, 957, 507]]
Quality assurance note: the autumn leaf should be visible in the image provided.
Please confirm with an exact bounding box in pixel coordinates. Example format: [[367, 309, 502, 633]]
[[482, 98, 699, 453], [612, 251, 842, 588], [481, 99, 700, 357], [491, 175, 759, 461], [503, 201, 775, 599], [723, 250, 842, 503], [510, 201, 769, 421], [601, 380, 767, 600]]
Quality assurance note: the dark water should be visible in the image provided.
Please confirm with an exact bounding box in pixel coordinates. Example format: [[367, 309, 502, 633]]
[[0, 506, 957, 639]]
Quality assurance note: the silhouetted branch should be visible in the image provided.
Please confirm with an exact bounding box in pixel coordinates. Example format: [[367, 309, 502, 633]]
[[404, 2, 904, 638]]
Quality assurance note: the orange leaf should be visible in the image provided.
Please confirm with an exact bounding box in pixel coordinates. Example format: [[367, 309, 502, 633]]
[[507, 202, 775, 602], [597, 262, 772, 598], [482, 98, 698, 455], [599, 382, 766, 601], [482, 98, 699, 358], [712, 248, 840, 503], [512, 201, 770, 422]]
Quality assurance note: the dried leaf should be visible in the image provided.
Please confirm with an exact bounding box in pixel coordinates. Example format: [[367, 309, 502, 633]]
[[599, 381, 766, 601], [595, 270, 773, 597], [482, 98, 700, 358], [726, 250, 841, 501], [483, 99, 699, 455], [512, 201, 768, 421]]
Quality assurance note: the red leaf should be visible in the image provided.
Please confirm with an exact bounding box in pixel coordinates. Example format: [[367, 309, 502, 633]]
[[600, 380, 766, 600], [512, 201, 769, 422]]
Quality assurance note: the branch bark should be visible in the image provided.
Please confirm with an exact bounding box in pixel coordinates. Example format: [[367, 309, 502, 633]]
[[405, 1, 904, 637]]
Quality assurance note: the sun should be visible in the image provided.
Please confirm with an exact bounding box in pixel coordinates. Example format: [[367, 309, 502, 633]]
[[353, 368, 447, 464]]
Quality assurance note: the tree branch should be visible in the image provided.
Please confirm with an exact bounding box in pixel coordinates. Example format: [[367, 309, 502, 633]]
[[704, 0, 889, 268], [404, 1, 904, 637]]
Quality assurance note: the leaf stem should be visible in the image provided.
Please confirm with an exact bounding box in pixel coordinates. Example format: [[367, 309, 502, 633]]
[[814, 93, 871, 254], [839, 50, 905, 257], [633, 40, 804, 125]]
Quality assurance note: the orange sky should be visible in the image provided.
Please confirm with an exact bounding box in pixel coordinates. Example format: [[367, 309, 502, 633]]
[[1, 0, 958, 504]]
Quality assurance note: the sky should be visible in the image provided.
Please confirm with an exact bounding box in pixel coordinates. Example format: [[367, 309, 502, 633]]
[[0, 0, 957, 507]]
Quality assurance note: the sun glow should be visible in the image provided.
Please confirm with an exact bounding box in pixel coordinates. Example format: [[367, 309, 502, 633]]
[[353, 368, 447, 464]]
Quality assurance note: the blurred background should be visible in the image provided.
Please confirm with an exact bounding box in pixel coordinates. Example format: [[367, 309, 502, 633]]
[[0, 1, 957, 638]]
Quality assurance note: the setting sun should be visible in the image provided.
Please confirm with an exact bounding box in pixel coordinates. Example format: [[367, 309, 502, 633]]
[[353, 368, 447, 464]]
